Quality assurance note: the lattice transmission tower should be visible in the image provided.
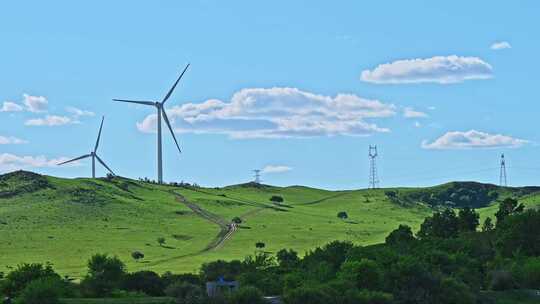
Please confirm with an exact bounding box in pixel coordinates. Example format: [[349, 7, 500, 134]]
[[368, 145, 379, 189], [253, 169, 261, 184], [499, 153, 507, 187]]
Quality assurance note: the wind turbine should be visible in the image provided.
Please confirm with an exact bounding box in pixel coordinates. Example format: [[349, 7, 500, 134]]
[[58, 116, 115, 178], [113, 64, 189, 184]]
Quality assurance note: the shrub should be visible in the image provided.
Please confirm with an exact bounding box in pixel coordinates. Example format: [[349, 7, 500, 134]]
[[161, 272, 201, 288], [489, 270, 516, 291], [165, 282, 205, 304], [157, 237, 166, 247], [81, 254, 126, 296], [1, 263, 60, 297], [122, 271, 164, 296], [283, 286, 332, 304], [227, 286, 265, 304], [337, 211, 348, 219], [255, 242, 265, 250], [269, 195, 284, 203], [17, 276, 65, 304], [232, 217, 242, 224], [339, 259, 382, 291], [385, 224, 415, 247], [343, 289, 393, 304], [131, 251, 144, 262], [512, 257, 540, 289], [277, 249, 299, 269]]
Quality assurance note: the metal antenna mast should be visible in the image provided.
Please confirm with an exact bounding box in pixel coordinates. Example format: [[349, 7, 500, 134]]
[[253, 170, 261, 184], [368, 145, 379, 189], [499, 153, 507, 187]]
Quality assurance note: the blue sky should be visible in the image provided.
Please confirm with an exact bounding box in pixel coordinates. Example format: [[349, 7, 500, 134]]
[[1, 1, 539, 189]]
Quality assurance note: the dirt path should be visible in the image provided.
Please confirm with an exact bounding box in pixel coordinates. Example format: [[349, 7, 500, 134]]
[[172, 192, 235, 251], [298, 192, 350, 206]]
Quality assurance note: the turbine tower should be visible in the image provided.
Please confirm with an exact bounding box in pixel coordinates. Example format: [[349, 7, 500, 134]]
[[253, 169, 261, 184], [58, 116, 115, 177], [499, 153, 507, 187], [368, 145, 379, 189], [113, 64, 189, 184]]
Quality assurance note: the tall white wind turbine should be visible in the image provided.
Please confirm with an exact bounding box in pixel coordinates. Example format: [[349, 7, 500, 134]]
[[113, 64, 189, 184], [58, 116, 115, 177]]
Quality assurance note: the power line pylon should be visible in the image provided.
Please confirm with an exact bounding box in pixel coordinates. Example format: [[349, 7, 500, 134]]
[[253, 169, 261, 184], [368, 145, 379, 189], [499, 153, 507, 187]]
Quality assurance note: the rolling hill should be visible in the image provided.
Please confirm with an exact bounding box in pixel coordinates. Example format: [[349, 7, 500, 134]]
[[1, 170, 539, 278]]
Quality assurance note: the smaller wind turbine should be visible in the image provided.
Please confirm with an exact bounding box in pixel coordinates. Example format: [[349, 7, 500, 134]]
[[58, 116, 115, 178]]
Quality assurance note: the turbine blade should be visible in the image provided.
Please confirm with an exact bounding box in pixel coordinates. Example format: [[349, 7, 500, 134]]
[[162, 63, 190, 104], [57, 154, 91, 166], [94, 116, 104, 153], [162, 108, 182, 154], [113, 99, 155, 106], [95, 154, 115, 175]]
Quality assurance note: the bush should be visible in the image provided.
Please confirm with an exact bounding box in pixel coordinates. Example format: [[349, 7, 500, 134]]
[[337, 211, 348, 219], [339, 259, 382, 291], [165, 281, 205, 304], [489, 270, 516, 291], [161, 272, 202, 288], [269, 195, 284, 203], [343, 289, 393, 304], [276, 249, 299, 269], [255, 242, 265, 250], [17, 276, 65, 304], [512, 257, 540, 289], [1, 263, 60, 297], [227, 286, 265, 304], [81, 254, 126, 297], [232, 217, 242, 224], [284, 286, 333, 304], [131, 251, 144, 262], [385, 224, 415, 247], [122, 271, 164, 296]]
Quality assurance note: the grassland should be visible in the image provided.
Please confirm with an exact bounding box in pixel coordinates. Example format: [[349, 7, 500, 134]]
[[1, 170, 539, 278]]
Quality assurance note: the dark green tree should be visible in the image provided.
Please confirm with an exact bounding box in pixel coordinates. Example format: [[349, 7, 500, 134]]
[[385, 224, 415, 247], [417, 209, 459, 239], [457, 207, 480, 232], [495, 197, 524, 225]]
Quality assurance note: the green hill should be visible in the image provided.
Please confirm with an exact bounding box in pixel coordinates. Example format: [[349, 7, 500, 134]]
[[1, 170, 539, 278]]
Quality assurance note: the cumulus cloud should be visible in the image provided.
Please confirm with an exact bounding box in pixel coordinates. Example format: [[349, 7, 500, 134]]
[[361, 55, 493, 84], [0, 153, 79, 172], [403, 107, 428, 118], [0, 135, 28, 144], [25, 115, 74, 126], [66, 107, 95, 117], [136, 87, 396, 139], [23, 94, 48, 112], [491, 41, 511, 50], [1, 101, 24, 112], [421, 130, 528, 149], [262, 165, 293, 174]]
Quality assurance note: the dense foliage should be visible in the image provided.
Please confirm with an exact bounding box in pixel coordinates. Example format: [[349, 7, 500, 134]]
[[1, 200, 539, 303]]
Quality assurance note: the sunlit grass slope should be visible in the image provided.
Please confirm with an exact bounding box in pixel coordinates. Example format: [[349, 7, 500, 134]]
[[1, 171, 539, 278]]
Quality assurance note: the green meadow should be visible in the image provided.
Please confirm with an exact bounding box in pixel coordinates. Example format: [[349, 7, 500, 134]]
[[1, 170, 539, 278]]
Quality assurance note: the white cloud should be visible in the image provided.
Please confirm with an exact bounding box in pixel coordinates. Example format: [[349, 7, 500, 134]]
[[1, 101, 24, 112], [25, 115, 74, 126], [66, 107, 95, 117], [422, 130, 528, 150], [0, 153, 79, 172], [23, 94, 48, 112], [262, 165, 293, 174], [403, 107, 428, 118], [136, 87, 396, 139], [491, 41, 511, 50], [0, 135, 28, 144], [361, 55, 493, 84]]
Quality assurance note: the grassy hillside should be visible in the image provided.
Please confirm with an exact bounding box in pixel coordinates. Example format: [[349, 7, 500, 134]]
[[1, 170, 539, 278]]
